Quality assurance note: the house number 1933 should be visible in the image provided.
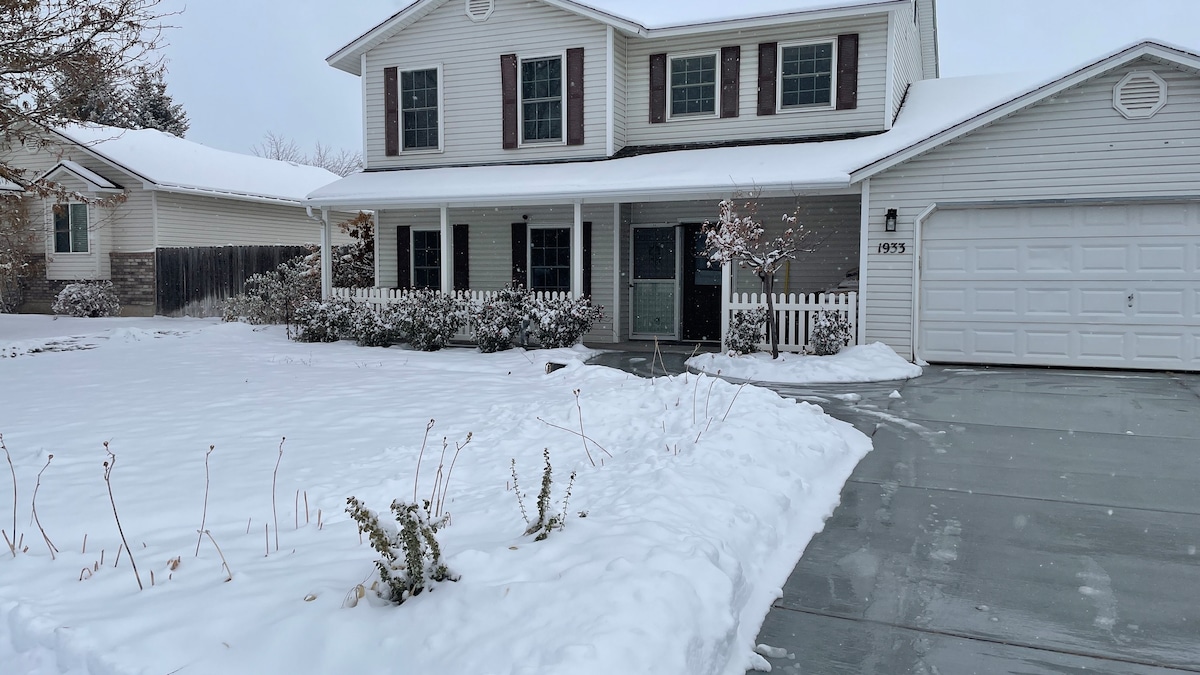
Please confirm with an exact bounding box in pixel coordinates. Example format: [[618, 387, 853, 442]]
[[876, 242, 907, 254]]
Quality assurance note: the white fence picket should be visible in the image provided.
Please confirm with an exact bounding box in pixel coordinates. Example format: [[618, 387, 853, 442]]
[[727, 291, 857, 353]]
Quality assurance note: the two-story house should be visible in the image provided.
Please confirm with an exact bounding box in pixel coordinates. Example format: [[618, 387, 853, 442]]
[[308, 0, 1200, 373]]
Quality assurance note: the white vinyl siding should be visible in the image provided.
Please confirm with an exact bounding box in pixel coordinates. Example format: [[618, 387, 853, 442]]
[[363, 0, 608, 168], [866, 60, 1200, 358], [629, 194, 860, 297], [625, 13, 889, 146], [916, 0, 938, 79], [375, 204, 617, 340], [154, 193, 326, 248], [889, 0, 923, 124]]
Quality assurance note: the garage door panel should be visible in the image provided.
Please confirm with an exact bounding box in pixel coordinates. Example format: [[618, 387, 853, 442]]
[[920, 203, 1199, 371]]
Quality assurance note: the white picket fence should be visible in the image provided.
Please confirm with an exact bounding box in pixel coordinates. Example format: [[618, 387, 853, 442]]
[[330, 287, 572, 341], [727, 291, 858, 353]]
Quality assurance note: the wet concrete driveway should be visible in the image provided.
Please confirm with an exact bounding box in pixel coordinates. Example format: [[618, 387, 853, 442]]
[[751, 366, 1200, 674]]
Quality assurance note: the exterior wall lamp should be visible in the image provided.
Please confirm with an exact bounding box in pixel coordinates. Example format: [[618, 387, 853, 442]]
[[884, 208, 898, 232]]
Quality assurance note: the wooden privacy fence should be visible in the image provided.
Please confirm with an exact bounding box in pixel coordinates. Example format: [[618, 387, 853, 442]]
[[156, 245, 310, 317], [727, 291, 858, 353], [331, 287, 572, 341]]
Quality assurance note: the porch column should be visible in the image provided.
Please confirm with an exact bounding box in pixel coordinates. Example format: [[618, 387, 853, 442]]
[[320, 208, 333, 300], [571, 201, 584, 298], [720, 259, 732, 347], [439, 205, 451, 294]]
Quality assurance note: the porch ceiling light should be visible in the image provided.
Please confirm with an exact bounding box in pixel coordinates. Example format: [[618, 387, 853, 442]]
[[885, 208, 898, 232]]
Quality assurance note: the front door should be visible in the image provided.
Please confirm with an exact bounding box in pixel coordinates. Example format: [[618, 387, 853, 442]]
[[630, 226, 678, 339], [681, 223, 722, 341]]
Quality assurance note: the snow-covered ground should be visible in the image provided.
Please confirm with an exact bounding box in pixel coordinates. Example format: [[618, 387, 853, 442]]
[[687, 342, 923, 384], [0, 315, 870, 675]]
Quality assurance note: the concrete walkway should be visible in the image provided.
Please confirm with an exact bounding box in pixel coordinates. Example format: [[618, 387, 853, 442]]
[[752, 366, 1200, 674]]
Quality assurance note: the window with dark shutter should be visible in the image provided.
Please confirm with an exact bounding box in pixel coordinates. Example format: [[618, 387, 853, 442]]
[[396, 225, 411, 288], [757, 43, 777, 116], [511, 223, 527, 287], [836, 33, 859, 110], [501, 55, 518, 149], [649, 53, 667, 124], [384, 67, 399, 156], [582, 221, 592, 297], [567, 48, 584, 145]]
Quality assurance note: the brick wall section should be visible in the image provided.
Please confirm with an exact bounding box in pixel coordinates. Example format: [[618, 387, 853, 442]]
[[16, 255, 67, 312], [109, 251, 155, 315]]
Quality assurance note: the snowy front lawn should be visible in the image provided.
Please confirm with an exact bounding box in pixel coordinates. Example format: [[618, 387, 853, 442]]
[[687, 342, 923, 385], [0, 316, 870, 675]]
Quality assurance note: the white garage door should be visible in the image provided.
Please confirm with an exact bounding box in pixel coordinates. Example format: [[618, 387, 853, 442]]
[[920, 202, 1200, 371]]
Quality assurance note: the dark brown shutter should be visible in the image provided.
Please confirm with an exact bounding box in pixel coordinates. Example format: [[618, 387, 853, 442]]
[[510, 223, 527, 288], [501, 54, 519, 149], [836, 33, 859, 110], [384, 67, 400, 156], [396, 225, 411, 288], [757, 42, 777, 116], [566, 48, 585, 145], [720, 46, 741, 118], [649, 53, 667, 124], [453, 224, 470, 291], [582, 221, 592, 297]]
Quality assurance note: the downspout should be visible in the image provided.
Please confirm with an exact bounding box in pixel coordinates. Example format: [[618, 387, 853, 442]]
[[305, 205, 333, 299], [606, 25, 615, 158]]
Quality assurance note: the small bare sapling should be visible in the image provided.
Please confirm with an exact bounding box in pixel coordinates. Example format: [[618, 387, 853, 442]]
[[103, 444, 143, 591], [195, 445, 214, 557]]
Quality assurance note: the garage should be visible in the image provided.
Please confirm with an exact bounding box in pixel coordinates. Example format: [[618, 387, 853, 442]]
[[918, 202, 1200, 371]]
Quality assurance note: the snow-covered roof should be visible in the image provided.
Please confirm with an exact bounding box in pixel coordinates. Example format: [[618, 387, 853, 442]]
[[39, 160, 122, 191], [307, 72, 1039, 208], [54, 125, 342, 205], [328, 0, 906, 75], [0, 179, 21, 192]]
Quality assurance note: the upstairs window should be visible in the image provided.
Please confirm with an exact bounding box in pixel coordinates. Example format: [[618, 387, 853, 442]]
[[780, 41, 834, 109], [412, 229, 441, 290], [529, 227, 570, 292], [669, 53, 718, 118], [53, 203, 88, 253], [401, 67, 440, 151], [521, 56, 563, 143]]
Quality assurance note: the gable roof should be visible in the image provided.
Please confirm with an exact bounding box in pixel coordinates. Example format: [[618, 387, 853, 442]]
[[852, 40, 1200, 181], [54, 125, 342, 205], [38, 160, 122, 192], [328, 0, 908, 75]]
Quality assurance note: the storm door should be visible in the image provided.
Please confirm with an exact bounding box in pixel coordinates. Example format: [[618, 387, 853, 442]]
[[681, 223, 722, 341], [630, 226, 679, 339]]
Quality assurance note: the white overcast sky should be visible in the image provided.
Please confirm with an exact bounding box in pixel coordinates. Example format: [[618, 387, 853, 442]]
[[154, 0, 1200, 155]]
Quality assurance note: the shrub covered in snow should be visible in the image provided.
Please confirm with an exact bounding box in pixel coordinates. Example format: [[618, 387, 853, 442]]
[[346, 496, 457, 605], [472, 286, 530, 353], [352, 304, 405, 348], [222, 257, 317, 326], [725, 307, 769, 355], [394, 290, 467, 351], [809, 310, 853, 356], [528, 294, 603, 349], [52, 280, 120, 317], [292, 298, 363, 343]]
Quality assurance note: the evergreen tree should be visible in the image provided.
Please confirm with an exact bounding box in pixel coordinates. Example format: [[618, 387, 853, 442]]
[[54, 57, 131, 128], [128, 69, 190, 137]]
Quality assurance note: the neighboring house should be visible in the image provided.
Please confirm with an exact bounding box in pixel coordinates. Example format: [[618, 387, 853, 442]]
[[1, 124, 346, 316], [307, 0, 1200, 373]]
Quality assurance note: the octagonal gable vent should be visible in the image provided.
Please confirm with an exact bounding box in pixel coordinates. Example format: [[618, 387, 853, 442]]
[[1113, 70, 1167, 119], [466, 0, 494, 22]]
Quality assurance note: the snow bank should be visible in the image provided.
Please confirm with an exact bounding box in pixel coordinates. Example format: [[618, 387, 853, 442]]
[[687, 342, 923, 384], [0, 317, 869, 674]]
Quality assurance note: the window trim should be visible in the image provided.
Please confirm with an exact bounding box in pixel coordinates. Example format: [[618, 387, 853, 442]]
[[526, 224, 571, 292], [398, 63, 445, 154], [52, 202, 90, 255], [517, 51, 568, 147], [410, 226, 442, 290], [776, 38, 838, 113], [666, 50, 721, 121]]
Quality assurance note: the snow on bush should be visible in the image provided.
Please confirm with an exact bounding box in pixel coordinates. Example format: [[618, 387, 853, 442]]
[[222, 257, 317, 325], [528, 294, 603, 349], [725, 307, 769, 355], [352, 304, 404, 347], [51, 280, 120, 317], [394, 290, 467, 351], [809, 310, 853, 356], [345, 497, 457, 604], [472, 285, 529, 353], [292, 298, 362, 343]]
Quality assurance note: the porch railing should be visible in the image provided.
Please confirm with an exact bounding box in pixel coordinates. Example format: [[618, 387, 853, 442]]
[[727, 291, 857, 354], [330, 287, 572, 341]]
